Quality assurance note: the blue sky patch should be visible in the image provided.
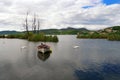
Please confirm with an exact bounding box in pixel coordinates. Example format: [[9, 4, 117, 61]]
[[103, 0, 120, 5], [82, 6, 93, 9]]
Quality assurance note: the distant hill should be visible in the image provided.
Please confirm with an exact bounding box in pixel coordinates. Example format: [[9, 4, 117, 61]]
[[0, 26, 119, 35], [0, 27, 88, 35], [77, 26, 120, 41], [0, 31, 21, 35], [98, 26, 120, 33], [40, 27, 88, 34]]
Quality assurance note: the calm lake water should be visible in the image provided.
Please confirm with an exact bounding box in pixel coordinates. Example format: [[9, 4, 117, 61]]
[[0, 35, 120, 80]]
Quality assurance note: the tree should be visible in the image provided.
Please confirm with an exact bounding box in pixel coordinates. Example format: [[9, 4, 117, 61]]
[[37, 19, 40, 34], [32, 13, 37, 33], [32, 13, 40, 34], [23, 12, 29, 39]]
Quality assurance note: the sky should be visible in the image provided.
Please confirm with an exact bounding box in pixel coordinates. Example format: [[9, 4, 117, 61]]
[[0, 0, 120, 31]]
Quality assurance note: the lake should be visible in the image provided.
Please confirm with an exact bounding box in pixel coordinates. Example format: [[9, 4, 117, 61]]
[[0, 35, 120, 80]]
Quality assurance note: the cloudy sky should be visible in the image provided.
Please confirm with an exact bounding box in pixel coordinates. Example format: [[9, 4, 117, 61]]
[[0, 0, 120, 31]]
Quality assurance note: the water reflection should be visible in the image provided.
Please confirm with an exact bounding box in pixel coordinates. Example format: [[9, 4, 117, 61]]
[[37, 51, 51, 61], [0, 36, 120, 80], [74, 63, 120, 80], [75, 70, 103, 80]]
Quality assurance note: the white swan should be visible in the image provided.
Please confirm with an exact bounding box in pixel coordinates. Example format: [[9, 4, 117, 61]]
[[73, 46, 79, 48], [21, 46, 27, 49]]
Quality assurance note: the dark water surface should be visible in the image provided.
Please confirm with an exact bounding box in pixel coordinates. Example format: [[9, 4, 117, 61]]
[[0, 35, 120, 80]]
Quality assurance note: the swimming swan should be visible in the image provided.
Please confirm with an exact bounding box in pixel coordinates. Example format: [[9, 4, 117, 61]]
[[21, 46, 27, 49], [73, 46, 79, 48]]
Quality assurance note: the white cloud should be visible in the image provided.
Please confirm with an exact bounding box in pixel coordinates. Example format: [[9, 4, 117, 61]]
[[0, 0, 120, 31]]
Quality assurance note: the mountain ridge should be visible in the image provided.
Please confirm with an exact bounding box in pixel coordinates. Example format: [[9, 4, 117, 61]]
[[0, 26, 120, 35], [0, 27, 88, 35]]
